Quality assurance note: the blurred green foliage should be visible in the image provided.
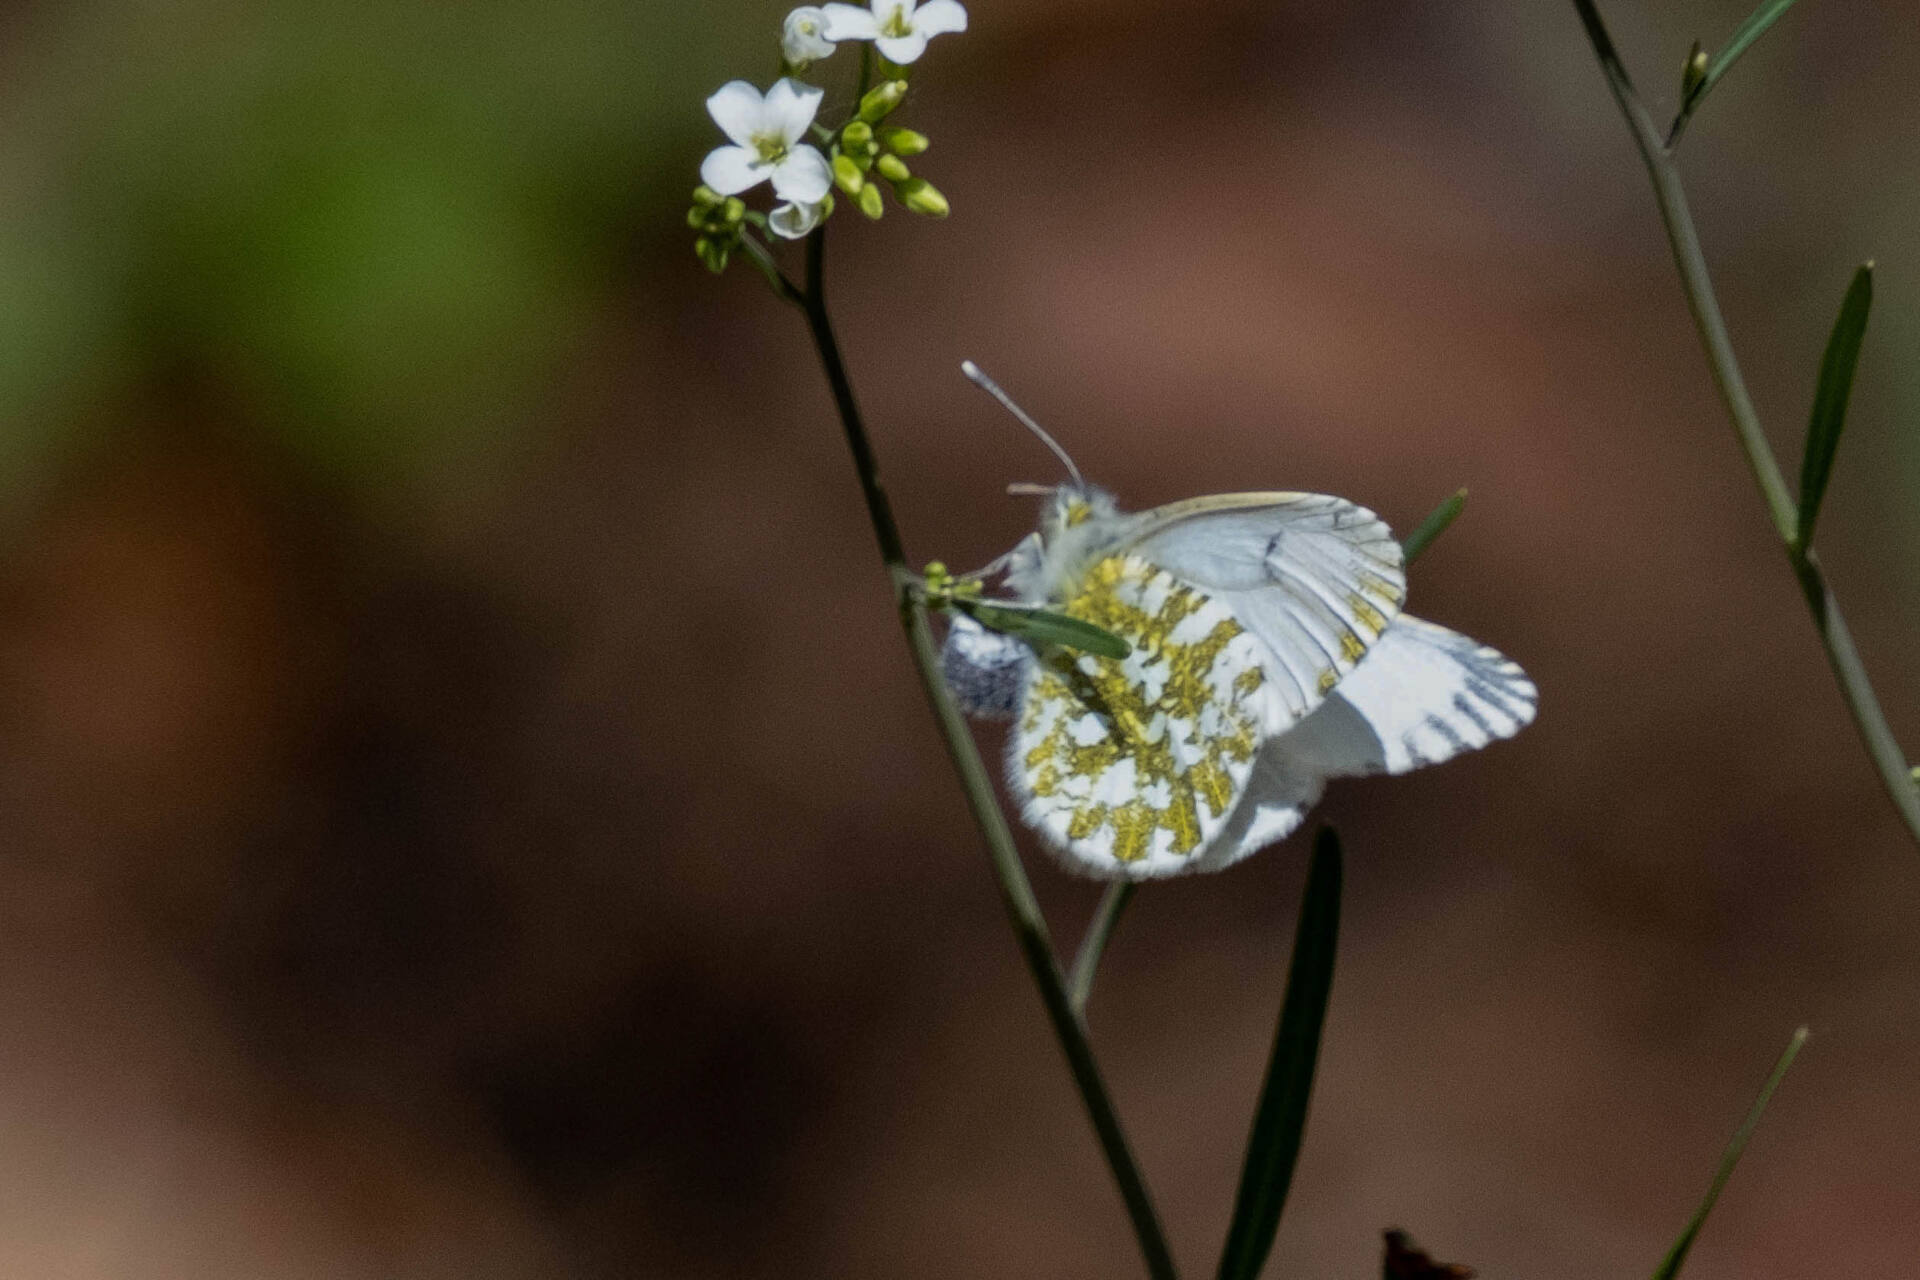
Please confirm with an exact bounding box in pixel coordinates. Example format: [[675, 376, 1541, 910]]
[[0, 0, 765, 500]]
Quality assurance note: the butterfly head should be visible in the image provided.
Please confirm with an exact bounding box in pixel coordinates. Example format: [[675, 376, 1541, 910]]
[[1040, 483, 1119, 541], [993, 483, 1124, 601]]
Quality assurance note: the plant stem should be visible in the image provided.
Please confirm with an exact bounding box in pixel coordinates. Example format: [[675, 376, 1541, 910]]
[[1569, 0, 1920, 848], [737, 232, 805, 306], [800, 230, 905, 568], [1070, 882, 1138, 1017], [790, 227, 1179, 1280]]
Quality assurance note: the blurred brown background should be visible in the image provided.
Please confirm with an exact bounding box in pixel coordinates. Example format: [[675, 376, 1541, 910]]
[[2, 0, 1918, 1275]]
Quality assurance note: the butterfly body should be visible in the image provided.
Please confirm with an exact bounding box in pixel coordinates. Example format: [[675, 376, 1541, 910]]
[[944, 483, 1535, 879]]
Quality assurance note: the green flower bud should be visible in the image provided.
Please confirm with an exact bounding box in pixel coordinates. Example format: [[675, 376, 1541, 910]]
[[686, 204, 708, 230], [875, 154, 911, 183], [818, 192, 835, 219], [857, 79, 908, 123], [923, 561, 952, 598], [722, 196, 746, 225], [833, 152, 866, 196], [896, 177, 949, 218], [1680, 40, 1709, 99], [880, 127, 929, 156], [842, 120, 874, 149], [692, 185, 723, 209], [857, 182, 885, 220], [695, 235, 730, 274]]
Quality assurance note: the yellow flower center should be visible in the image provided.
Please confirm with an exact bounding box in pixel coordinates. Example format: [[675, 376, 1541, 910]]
[[879, 3, 913, 37]]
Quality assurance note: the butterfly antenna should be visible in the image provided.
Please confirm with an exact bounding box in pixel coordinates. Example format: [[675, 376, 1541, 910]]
[[960, 360, 1086, 489]]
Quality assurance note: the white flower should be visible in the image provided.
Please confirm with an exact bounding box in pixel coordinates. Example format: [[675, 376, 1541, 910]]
[[768, 198, 829, 240], [699, 78, 833, 204], [821, 0, 967, 65], [782, 7, 836, 67]]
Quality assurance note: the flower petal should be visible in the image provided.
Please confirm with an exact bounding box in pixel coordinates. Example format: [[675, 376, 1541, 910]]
[[769, 199, 825, 240], [821, 2, 878, 39], [770, 145, 832, 203], [912, 0, 967, 36], [700, 144, 766, 196], [764, 78, 825, 146], [704, 80, 767, 147], [874, 30, 929, 63]]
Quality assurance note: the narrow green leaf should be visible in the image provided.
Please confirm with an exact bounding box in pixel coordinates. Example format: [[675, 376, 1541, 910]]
[[1401, 489, 1467, 566], [1669, 0, 1801, 143], [1650, 1026, 1810, 1280], [957, 599, 1132, 660], [1705, 0, 1801, 91], [1216, 827, 1342, 1280], [1797, 264, 1873, 548]]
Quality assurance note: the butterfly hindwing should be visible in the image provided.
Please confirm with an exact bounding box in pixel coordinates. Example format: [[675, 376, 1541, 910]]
[[1011, 554, 1280, 877], [1183, 616, 1535, 874], [1279, 614, 1537, 778]]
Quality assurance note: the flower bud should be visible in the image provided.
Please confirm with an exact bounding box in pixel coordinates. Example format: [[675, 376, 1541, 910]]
[[857, 79, 908, 123], [691, 185, 723, 209], [875, 154, 910, 182], [857, 182, 885, 219], [880, 127, 929, 156], [686, 205, 708, 230], [842, 120, 874, 149], [722, 196, 746, 225], [896, 177, 949, 217], [833, 152, 866, 195], [695, 236, 730, 274], [1680, 40, 1708, 99]]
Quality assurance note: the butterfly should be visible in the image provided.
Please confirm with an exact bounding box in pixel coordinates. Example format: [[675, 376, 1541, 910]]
[[939, 364, 1537, 881]]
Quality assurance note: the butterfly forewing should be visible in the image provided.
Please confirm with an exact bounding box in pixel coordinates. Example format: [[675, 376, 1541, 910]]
[[1120, 494, 1406, 722], [1012, 554, 1280, 877]]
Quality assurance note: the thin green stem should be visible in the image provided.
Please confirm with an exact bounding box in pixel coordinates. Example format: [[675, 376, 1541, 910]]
[[1569, 0, 1920, 848], [1069, 882, 1138, 1017], [1568, 0, 1795, 540], [737, 232, 805, 306], [789, 227, 1178, 1280], [1667, 0, 1803, 148], [1651, 1025, 1809, 1280], [800, 231, 905, 567]]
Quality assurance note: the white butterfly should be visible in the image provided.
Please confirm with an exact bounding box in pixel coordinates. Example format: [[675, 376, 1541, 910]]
[[940, 367, 1537, 881]]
